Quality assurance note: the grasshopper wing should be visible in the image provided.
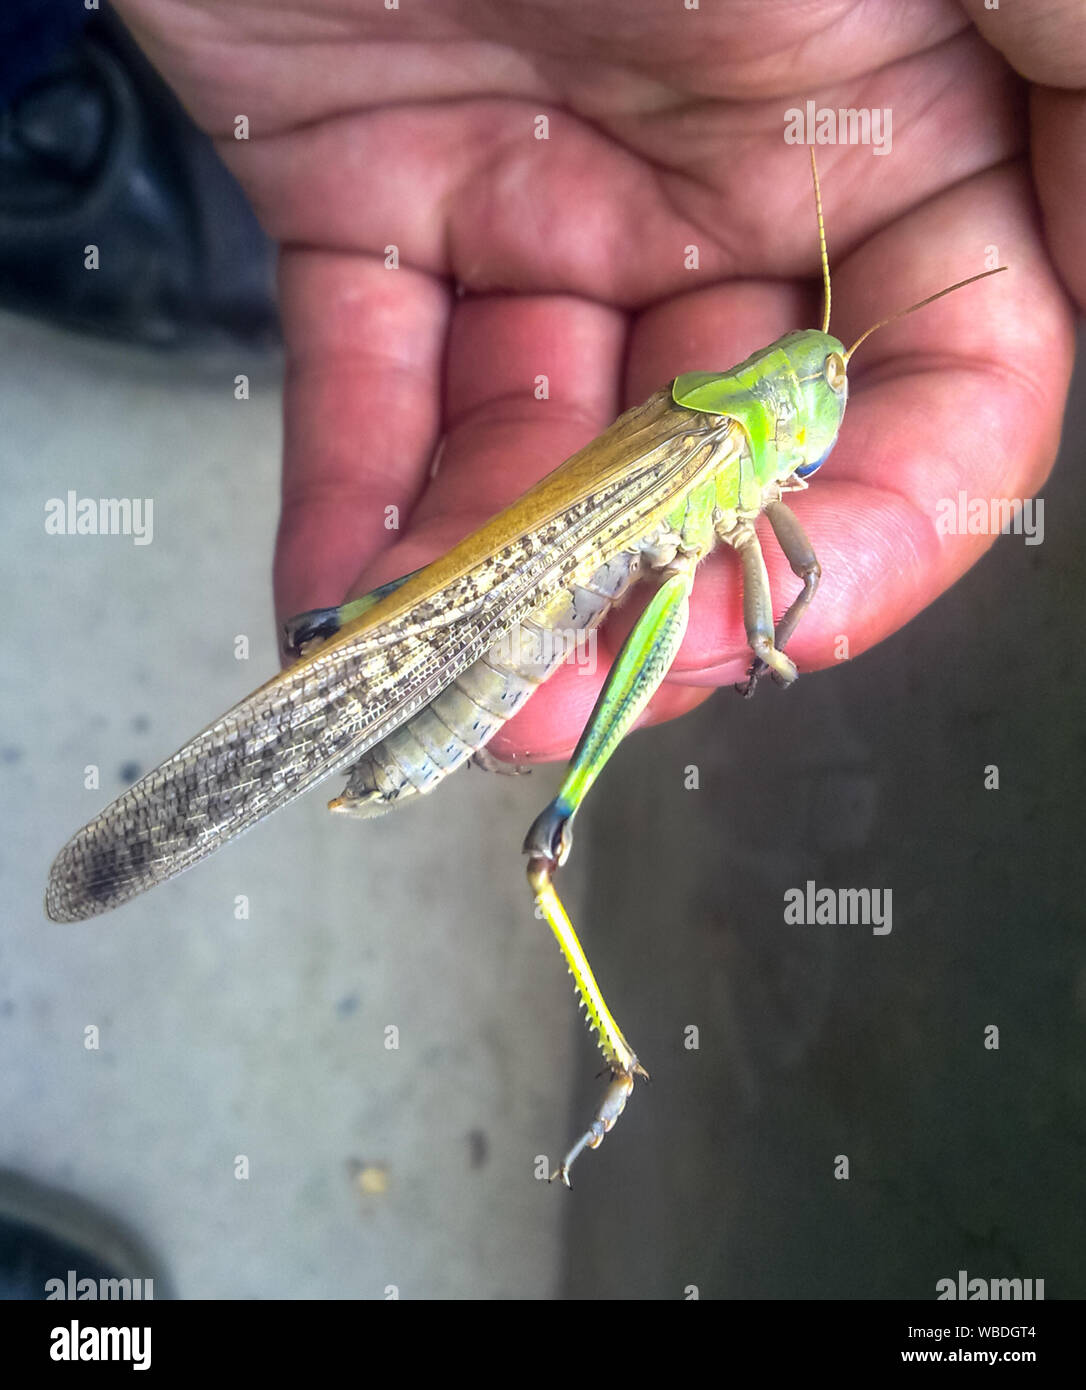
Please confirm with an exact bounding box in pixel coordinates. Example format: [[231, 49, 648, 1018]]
[[46, 389, 738, 921]]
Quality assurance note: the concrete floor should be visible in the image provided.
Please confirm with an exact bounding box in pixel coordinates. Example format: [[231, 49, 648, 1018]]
[[1, 308, 1082, 1300], [0, 311, 576, 1298]]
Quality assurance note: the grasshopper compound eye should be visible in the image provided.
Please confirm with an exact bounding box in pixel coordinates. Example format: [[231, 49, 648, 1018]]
[[824, 352, 846, 392]]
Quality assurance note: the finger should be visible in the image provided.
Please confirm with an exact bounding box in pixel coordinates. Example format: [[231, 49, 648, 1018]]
[[953, 3, 1086, 306], [962, 0, 1086, 88], [1031, 88, 1086, 312], [352, 291, 631, 760], [354, 291, 627, 593], [274, 249, 450, 627]]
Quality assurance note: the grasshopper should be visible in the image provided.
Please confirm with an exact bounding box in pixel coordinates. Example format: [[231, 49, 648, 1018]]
[[46, 153, 1003, 1185]]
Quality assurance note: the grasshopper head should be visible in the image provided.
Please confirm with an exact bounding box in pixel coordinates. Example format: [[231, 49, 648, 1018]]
[[774, 328, 848, 478], [674, 154, 1005, 488]]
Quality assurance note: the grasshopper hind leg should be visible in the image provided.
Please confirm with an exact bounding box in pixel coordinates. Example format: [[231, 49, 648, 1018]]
[[524, 560, 696, 1186], [524, 816, 648, 1188]]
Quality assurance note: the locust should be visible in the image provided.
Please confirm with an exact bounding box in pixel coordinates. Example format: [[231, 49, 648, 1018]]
[[46, 153, 1004, 1186]]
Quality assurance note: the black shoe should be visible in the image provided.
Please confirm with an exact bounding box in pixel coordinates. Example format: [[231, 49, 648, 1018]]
[[0, 11, 279, 350], [0, 1170, 172, 1301]]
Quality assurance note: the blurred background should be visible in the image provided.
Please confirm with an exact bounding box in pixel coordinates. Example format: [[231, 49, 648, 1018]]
[[1, 7, 1082, 1300]]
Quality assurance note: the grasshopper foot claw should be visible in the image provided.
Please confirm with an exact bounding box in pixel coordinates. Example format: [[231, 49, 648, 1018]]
[[736, 659, 767, 699], [551, 1066, 644, 1187], [737, 655, 795, 699]]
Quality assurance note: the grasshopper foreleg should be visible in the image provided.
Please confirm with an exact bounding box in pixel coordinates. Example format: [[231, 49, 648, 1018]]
[[524, 558, 696, 1185], [730, 502, 820, 698]]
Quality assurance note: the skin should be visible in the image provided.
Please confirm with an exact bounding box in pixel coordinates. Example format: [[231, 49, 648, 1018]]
[[117, 0, 1080, 762]]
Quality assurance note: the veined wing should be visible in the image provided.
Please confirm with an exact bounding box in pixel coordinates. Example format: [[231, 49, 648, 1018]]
[[46, 389, 741, 922]]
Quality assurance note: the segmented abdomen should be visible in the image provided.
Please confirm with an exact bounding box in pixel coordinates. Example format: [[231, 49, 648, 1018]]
[[331, 551, 643, 816]]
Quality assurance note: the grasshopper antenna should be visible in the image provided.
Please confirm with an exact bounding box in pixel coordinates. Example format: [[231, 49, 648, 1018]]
[[809, 147, 831, 335], [844, 266, 1008, 362]]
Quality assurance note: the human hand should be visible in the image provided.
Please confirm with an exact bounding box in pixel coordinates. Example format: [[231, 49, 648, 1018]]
[[117, 0, 1079, 760]]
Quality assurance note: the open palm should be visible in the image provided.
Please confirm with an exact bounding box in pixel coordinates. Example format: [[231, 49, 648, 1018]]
[[119, 0, 1079, 760]]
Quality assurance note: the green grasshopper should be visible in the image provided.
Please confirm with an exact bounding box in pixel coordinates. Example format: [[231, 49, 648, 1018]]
[[46, 152, 1003, 1185]]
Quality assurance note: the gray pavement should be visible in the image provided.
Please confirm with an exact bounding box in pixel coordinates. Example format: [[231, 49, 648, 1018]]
[[1, 312, 574, 1298]]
